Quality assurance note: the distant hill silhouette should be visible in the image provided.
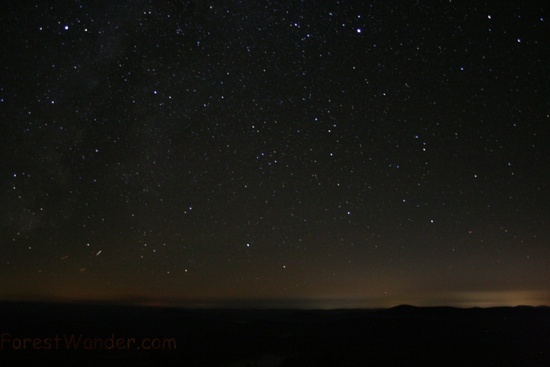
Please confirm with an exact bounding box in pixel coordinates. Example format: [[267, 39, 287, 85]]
[[0, 301, 549, 367]]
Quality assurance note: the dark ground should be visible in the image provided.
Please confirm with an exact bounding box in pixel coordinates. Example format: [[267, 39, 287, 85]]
[[0, 302, 548, 366]]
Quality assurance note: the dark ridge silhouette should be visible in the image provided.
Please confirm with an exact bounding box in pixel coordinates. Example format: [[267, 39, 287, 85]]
[[0, 301, 549, 367], [390, 304, 418, 310]]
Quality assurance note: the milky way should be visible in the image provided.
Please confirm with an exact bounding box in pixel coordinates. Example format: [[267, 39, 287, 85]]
[[1, 1, 548, 308]]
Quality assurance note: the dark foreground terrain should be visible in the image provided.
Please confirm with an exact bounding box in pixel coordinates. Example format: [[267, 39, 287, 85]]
[[0, 302, 549, 367]]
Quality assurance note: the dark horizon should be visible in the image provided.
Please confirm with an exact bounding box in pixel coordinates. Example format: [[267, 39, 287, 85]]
[[2, 292, 549, 310], [2, 297, 549, 367]]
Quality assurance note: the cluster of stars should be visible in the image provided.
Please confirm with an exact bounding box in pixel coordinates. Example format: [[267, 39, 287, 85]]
[[0, 0, 547, 306]]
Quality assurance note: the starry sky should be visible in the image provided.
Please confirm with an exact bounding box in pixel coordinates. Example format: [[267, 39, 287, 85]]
[[1, 0, 549, 308]]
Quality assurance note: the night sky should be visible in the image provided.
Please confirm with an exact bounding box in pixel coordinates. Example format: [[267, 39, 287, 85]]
[[1, 0, 549, 308]]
